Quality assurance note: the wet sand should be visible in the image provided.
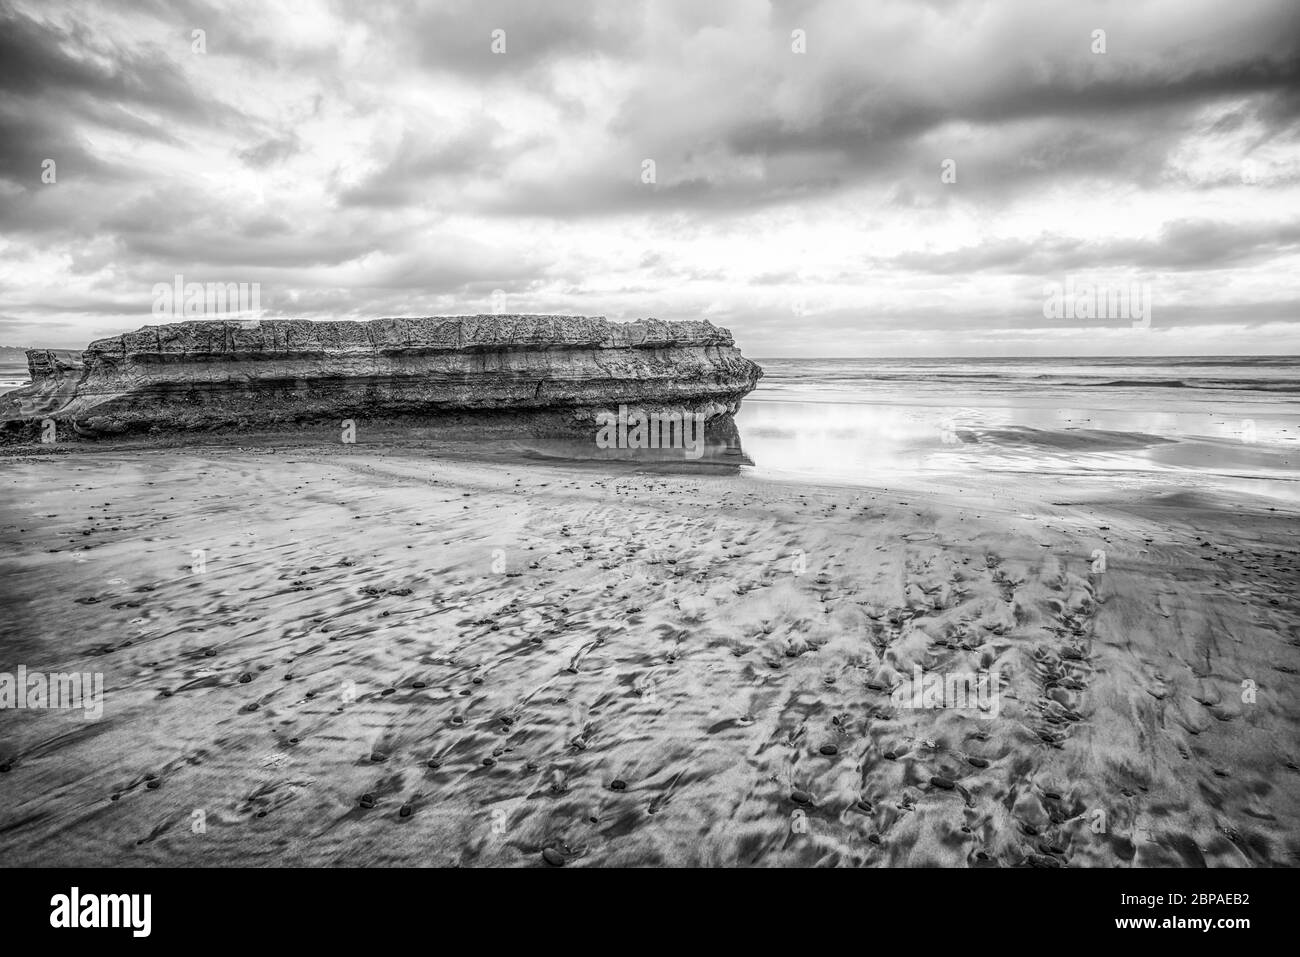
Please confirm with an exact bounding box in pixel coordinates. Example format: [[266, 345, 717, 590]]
[[1, 441, 1298, 867]]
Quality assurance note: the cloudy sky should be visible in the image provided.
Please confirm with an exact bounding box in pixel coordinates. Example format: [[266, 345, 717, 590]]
[[1, 0, 1298, 356]]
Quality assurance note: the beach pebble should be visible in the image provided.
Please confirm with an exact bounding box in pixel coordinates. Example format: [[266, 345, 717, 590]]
[[542, 847, 566, 867]]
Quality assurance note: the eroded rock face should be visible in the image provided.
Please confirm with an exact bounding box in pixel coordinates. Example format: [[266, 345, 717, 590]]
[[0, 316, 763, 439], [3, 350, 84, 421]]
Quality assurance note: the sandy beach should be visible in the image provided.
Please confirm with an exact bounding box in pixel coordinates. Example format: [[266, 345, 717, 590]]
[[2, 433, 1297, 867]]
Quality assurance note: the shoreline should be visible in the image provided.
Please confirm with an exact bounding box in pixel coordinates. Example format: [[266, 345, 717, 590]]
[[1, 443, 1296, 866]]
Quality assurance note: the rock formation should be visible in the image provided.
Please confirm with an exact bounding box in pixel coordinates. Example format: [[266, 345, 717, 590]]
[[0, 316, 763, 441]]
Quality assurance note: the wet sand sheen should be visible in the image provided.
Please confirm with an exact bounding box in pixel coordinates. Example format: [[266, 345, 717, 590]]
[[0, 445, 1298, 866]]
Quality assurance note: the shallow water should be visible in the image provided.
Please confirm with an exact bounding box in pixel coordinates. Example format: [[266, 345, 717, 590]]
[[0, 361, 27, 393], [735, 357, 1300, 498], [5, 355, 1297, 493]]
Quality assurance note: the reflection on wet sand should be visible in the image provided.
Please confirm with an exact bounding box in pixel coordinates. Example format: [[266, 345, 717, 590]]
[[505, 411, 753, 469], [735, 392, 1299, 497]]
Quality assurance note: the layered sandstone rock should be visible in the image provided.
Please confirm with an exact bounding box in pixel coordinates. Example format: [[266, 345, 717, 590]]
[[0, 316, 763, 439], [5, 350, 84, 421]]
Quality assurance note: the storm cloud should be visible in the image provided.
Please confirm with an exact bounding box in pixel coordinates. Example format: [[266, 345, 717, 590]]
[[1, 0, 1298, 355]]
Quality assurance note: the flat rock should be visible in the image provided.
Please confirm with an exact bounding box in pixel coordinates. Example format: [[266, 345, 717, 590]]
[[0, 316, 763, 439]]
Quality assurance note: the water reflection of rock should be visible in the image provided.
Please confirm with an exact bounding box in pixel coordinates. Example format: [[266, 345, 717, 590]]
[[505, 410, 752, 469], [707, 411, 751, 465]]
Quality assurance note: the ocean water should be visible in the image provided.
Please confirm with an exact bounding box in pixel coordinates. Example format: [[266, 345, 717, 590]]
[[735, 356, 1300, 496], [4, 355, 1297, 498], [0, 360, 27, 392]]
